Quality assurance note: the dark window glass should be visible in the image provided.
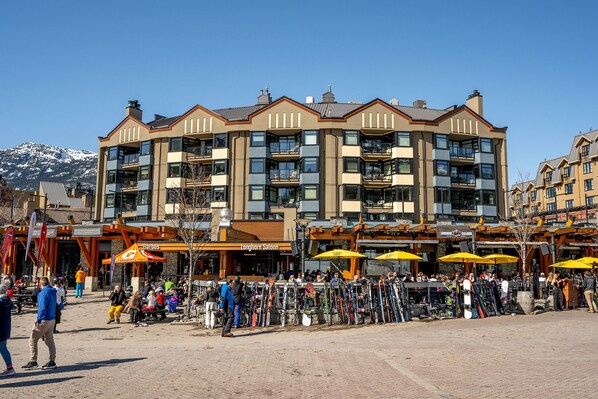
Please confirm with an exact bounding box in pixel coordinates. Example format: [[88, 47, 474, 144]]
[[396, 159, 412, 174], [435, 160, 450, 176], [344, 185, 361, 200], [344, 158, 360, 173], [250, 131, 265, 147], [106, 194, 115, 208], [303, 185, 318, 200], [212, 186, 227, 202], [584, 178, 594, 191], [168, 163, 182, 178], [481, 190, 496, 205], [546, 187, 556, 198], [583, 162, 593, 174], [214, 134, 227, 148], [396, 186, 414, 202], [563, 166, 571, 178], [249, 185, 264, 201], [480, 138, 493, 153], [169, 137, 182, 152], [396, 132, 411, 147], [140, 141, 152, 156], [435, 188, 450, 203], [481, 164, 494, 179], [137, 191, 151, 205], [250, 159, 265, 174], [303, 157, 319, 173], [139, 166, 152, 181], [107, 171, 117, 184], [565, 183, 574, 194], [108, 146, 118, 161], [344, 131, 359, 146], [435, 134, 448, 150], [383, 160, 395, 175], [213, 160, 227, 175]]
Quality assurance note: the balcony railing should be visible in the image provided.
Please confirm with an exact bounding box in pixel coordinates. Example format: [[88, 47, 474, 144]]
[[363, 200, 393, 208], [270, 142, 299, 154], [121, 202, 137, 212], [449, 147, 475, 159], [122, 153, 140, 165], [364, 173, 392, 182], [451, 173, 475, 185], [269, 169, 299, 180], [275, 197, 299, 208], [186, 146, 213, 157], [362, 142, 392, 155], [451, 201, 476, 211], [121, 179, 138, 189]]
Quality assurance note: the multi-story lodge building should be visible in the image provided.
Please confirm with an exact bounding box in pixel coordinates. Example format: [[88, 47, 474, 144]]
[[96, 88, 508, 236], [511, 129, 598, 223]]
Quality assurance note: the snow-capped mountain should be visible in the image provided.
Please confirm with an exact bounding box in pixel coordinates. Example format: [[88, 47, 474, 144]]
[[0, 142, 97, 191]]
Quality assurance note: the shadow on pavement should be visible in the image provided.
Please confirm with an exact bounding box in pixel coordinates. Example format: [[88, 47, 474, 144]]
[[0, 376, 84, 388], [5, 357, 147, 380], [235, 330, 279, 337], [60, 327, 120, 334]]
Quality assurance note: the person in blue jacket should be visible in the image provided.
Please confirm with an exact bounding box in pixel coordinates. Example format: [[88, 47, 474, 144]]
[[22, 277, 57, 370], [219, 279, 235, 337], [0, 284, 15, 376]]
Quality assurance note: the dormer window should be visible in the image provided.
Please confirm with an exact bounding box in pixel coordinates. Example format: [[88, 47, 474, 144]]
[[563, 166, 571, 178], [581, 144, 590, 157], [545, 171, 552, 182]]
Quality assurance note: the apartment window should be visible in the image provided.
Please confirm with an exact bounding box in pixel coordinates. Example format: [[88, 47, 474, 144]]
[[395, 132, 411, 147], [213, 160, 227, 175], [480, 138, 493, 153], [396, 159, 413, 174], [139, 166, 152, 181], [581, 144, 590, 156], [250, 131, 265, 147], [344, 158, 360, 173], [344, 185, 361, 201], [303, 185, 318, 200], [344, 130, 359, 146], [137, 191, 151, 206], [383, 160, 395, 176], [168, 163, 183, 178], [249, 185, 265, 201], [267, 187, 278, 203], [530, 191, 537, 201], [434, 134, 449, 150], [546, 187, 556, 198], [107, 146, 120, 161], [396, 186, 414, 202], [587, 196, 595, 206], [475, 164, 494, 179], [565, 183, 574, 194], [545, 171, 552, 182], [532, 206, 539, 214], [435, 188, 450, 203], [107, 170, 117, 184], [546, 202, 556, 212], [480, 190, 496, 206], [435, 160, 450, 176], [303, 157, 319, 173], [563, 166, 571, 178], [249, 159, 265, 174], [301, 212, 318, 220], [584, 178, 594, 191], [140, 140, 152, 156], [214, 133, 228, 148], [169, 137, 183, 152], [105, 194, 115, 208], [583, 161, 593, 174], [303, 130, 318, 146], [212, 186, 227, 202], [565, 199, 574, 208]]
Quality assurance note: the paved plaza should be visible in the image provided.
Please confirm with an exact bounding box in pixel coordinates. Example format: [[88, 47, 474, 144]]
[[2, 292, 597, 398]]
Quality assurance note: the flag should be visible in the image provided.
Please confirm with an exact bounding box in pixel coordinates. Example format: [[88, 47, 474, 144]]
[[2, 226, 14, 268], [38, 222, 47, 266], [25, 212, 36, 262]]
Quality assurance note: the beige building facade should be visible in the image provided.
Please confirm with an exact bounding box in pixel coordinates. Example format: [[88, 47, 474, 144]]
[[96, 89, 508, 238], [511, 129, 598, 223]]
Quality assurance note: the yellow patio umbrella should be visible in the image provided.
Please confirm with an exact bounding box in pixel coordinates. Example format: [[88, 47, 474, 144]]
[[314, 249, 366, 279], [576, 257, 598, 267], [375, 251, 423, 261], [313, 249, 366, 259], [438, 252, 485, 263], [476, 254, 519, 265], [550, 260, 592, 269]]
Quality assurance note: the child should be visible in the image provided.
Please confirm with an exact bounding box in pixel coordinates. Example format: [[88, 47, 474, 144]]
[[124, 291, 142, 326], [167, 288, 179, 313], [142, 290, 157, 321], [155, 288, 167, 321], [0, 284, 15, 376]]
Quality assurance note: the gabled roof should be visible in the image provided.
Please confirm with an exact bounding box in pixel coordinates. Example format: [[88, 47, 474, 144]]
[[40, 181, 70, 206]]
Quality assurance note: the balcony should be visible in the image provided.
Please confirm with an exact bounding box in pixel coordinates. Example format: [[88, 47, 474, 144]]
[[363, 199, 393, 209], [451, 173, 475, 186], [122, 153, 140, 167], [186, 174, 212, 187], [361, 141, 392, 157], [186, 146, 213, 160], [269, 169, 299, 182], [121, 179, 139, 192], [273, 197, 299, 208], [449, 147, 475, 159], [269, 142, 299, 154], [363, 173, 392, 186]]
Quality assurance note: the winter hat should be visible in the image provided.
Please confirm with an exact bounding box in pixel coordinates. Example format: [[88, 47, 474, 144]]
[[0, 284, 7, 296]]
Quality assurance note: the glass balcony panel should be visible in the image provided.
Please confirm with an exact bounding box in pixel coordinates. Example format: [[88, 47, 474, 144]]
[[122, 153, 140, 165], [269, 169, 299, 180], [186, 146, 213, 157], [270, 142, 299, 153], [450, 173, 476, 185], [449, 147, 475, 158], [362, 141, 392, 154]]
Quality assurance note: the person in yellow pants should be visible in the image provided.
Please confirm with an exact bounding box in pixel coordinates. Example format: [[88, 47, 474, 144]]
[[107, 285, 126, 324]]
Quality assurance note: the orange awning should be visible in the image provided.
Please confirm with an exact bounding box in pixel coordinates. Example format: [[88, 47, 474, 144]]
[[102, 243, 167, 265]]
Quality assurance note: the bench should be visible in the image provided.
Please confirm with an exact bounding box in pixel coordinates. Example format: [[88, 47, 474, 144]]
[[11, 293, 36, 314]]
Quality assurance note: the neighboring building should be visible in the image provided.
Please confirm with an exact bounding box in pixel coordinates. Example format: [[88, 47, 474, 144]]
[[511, 129, 598, 224], [96, 89, 509, 238]]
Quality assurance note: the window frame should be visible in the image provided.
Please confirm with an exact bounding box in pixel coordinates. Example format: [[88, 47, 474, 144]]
[[395, 132, 411, 147], [302, 130, 318, 146], [250, 131, 266, 147], [250, 158, 265, 174], [584, 178, 594, 191], [303, 184, 319, 200], [396, 158, 413, 174], [395, 186, 414, 202], [479, 138, 493, 153], [249, 185, 265, 201], [343, 185, 361, 201], [140, 140, 152, 156], [434, 160, 450, 176], [303, 157, 319, 173], [213, 133, 228, 149], [583, 161, 593, 174], [212, 160, 228, 175], [343, 157, 361, 173], [343, 130, 359, 146], [434, 134, 449, 150]]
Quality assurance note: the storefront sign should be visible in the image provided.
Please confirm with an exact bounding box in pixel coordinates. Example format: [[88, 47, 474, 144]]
[[72, 226, 103, 237], [240, 244, 280, 252], [436, 225, 473, 238], [143, 244, 161, 251], [32, 227, 57, 239]]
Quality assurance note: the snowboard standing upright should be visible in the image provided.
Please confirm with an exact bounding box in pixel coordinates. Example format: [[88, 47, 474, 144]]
[[463, 278, 473, 319]]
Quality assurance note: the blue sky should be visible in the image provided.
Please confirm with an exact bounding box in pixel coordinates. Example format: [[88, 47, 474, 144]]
[[1, 1, 597, 182]]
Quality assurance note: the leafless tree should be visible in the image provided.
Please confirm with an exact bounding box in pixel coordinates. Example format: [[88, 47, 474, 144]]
[[165, 163, 212, 320], [0, 177, 15, 225], [504, 171, 537, 287]]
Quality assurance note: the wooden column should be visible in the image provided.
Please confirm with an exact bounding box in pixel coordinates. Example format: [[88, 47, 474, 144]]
[[219, 250, 228, 279]]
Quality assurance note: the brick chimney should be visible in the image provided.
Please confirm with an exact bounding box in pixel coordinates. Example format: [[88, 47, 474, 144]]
[[126, 100, 143, 121], [412, 99, 427, 109], [321, 85, 336, 103], [466, 90, 483, 116], [257, 87, 272, 105]]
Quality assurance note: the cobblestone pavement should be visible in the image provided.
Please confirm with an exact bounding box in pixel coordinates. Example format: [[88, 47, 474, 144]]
[[2, 292, 597, 398]]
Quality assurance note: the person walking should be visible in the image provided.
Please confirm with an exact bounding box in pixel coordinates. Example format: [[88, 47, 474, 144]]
[[204, 281, 218, 329], [582, 271, 597, 313], [219, 280, 234, 337], [232, 276, 244, 328], [107, 285, 126, 324], [22, 277, 57, 370], [0, 284, 15, 376], [53, 278, 66, 334], [74, 266, 86, 298]]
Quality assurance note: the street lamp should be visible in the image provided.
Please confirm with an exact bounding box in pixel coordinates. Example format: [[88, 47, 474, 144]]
[[294, 218, 311, 274], [86, 188, 94, 221]]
